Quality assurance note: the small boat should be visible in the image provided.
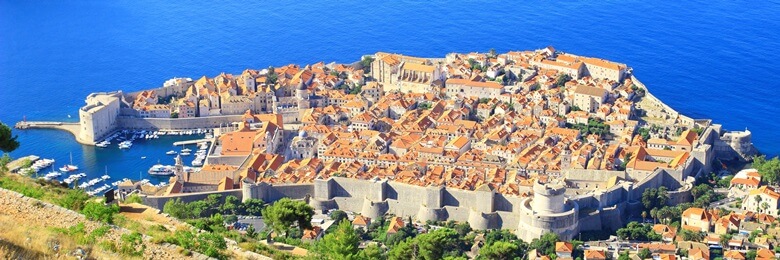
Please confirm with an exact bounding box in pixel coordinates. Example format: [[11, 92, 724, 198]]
[[180, 152, 191, 156], [166, 150, 177, 155], [191, 159, 203, 166], [59, 153, 78, 172], [96, 142, 108, 148], [148, 164, 175, 176], [141, 156, 147, 159], [181, 147, 192, 153]]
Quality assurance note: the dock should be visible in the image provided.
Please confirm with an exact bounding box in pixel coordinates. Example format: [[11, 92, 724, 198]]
[[7, 155, 40, 173], [172, 138, 213, 146], [15, 121, 82, 141]]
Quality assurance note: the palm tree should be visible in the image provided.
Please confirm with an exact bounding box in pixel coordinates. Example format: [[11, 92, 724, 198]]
[[642, 211, 648, 222], [755, 196, 763, 212]]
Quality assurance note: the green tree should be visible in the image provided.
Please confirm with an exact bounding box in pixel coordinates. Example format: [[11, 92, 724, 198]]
[[489, 48, 497, 58], [478, 241, 519, 260], [754, 155, 780, 186], [719, 233, 732, 247], [361, 56, 375, 73], [313, 220, 361, 259], [529, 233, 560, 256], [657, 187, 669, 207], [330, 210, 348, 224], [0, 122, 20, 153], [691, 184, 710, 200], [388, 238, 417, 260], [262, 198, 314, 237], [638, 248, 652, 259], [556, 74, 572, 87], [642, 188, 658, 210], [0, 153, 11, 172], [359, 244, 384, 259], [246, 224, 257, 238], [415, 228, 460, 260], [618, 251, 631, 260], [81, 200, 120, 224], [747, 249, 757, 260], [679, 229, 704, 242], [242, 198, 265, 216], [221, 195, 240, 215], [163, 198, 192, 219]]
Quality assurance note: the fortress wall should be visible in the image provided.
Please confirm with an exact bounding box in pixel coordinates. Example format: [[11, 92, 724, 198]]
[[443, 188, 482, 210], [496, 211, 521, 229], [564, 169, 627, 182], [630, 169, 665, 199], [264, 184, 313, 202], [117, 115, 243, 130], [495, 194, 524, 213], [143, 189, 244, 210], [599, 204, 626, 231], [578, 211, 603, 231]]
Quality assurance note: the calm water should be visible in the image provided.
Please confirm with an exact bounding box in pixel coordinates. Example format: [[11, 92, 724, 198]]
[[1, 1, 779, 183]]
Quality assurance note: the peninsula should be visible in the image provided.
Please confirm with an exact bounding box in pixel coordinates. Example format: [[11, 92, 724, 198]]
[[16, 47, 759, 243]]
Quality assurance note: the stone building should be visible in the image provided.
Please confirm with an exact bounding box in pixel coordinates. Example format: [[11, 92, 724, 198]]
[[78, 91, 123, 144], [572, 85, 607, 113], [445, 78, 504, 99]]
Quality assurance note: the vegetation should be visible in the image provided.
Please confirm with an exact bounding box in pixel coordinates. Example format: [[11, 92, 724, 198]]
[[360, 56, 375, 73], [125, 193, 143, 204], [57, 188, 91, 211], [0, 122, 20, 153], [267, 66, 278, 85], [570, 118, 611, 138], [81, 200, 120, 224], [555, 74, 572, 88], [312, 220, 361, 259], [616, 222, 662, 241], [262, 198, 314, 237], [641, 187, 669, 212], [753, 155, 780, 186]]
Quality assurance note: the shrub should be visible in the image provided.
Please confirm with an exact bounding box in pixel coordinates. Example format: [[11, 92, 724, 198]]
[[81, 200, 120, 224], [125, 194, 143, 204], [119, 232, 145, 256], [57, 189, 90, 211]]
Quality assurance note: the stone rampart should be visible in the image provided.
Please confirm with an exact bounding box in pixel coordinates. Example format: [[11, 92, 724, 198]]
[[118, 115, 244, 130]]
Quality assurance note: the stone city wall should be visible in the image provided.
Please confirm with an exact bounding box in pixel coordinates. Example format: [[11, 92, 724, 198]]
[[118, 115, 244, 130], [143, 189, 244, 210]]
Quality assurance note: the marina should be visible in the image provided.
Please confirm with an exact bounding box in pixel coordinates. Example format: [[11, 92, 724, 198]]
[[7, 129, 212, 196]]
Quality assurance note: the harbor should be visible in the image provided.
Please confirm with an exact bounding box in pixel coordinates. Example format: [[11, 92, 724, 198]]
[[6, 128, 213, 196]]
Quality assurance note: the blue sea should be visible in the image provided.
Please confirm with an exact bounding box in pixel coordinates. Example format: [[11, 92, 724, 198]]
[[1, 1, 779, 183]]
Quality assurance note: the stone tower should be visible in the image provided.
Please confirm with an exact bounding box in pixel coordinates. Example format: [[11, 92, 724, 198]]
[[560, 146, 572, 170], [173, 154, 185, 179]]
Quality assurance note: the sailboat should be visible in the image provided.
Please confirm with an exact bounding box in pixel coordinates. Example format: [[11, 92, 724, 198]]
[[59, 152, 78, 172]]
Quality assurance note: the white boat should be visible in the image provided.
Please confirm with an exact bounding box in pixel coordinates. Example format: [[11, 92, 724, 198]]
[[96, 142, 108, 148], [119, 140, 133, 149], [191, 159, 203, 166], [180, 151, 191, 156], [181, 147, 192, 153], [141, 156, 147, 159], [148, 164, 175, 176], [166, 150, 177, 155], [59, 153, 78, 172], [101, 174, 111, 180]]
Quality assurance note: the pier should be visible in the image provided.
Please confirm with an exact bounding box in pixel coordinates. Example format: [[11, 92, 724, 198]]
[[172, 138, 213, 146], [15, 121, 82, 139]]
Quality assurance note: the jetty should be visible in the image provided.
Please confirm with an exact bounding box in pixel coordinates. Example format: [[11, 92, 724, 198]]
[[172, 138, 212, 146], [15, 121, 81, 137]]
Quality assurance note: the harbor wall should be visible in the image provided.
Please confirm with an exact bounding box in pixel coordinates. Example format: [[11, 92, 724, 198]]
[[117, 115, 244, 130]]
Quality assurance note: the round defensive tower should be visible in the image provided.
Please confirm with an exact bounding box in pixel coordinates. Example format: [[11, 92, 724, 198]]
[[517, 180, 579, 242], [532, 180, 567, 213]]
